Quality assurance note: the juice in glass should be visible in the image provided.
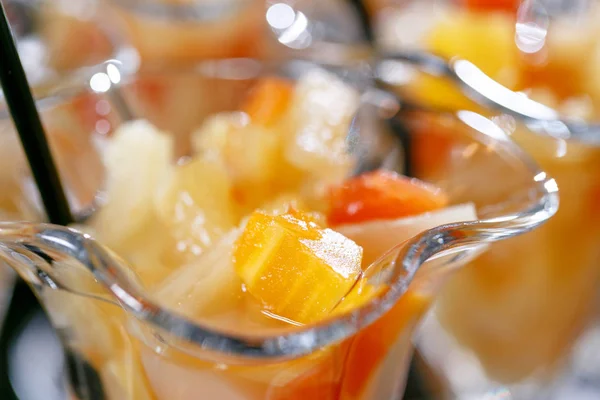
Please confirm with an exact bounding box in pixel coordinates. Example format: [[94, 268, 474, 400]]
[[0, 60, 558, 399], [375, 0, 600, 395]]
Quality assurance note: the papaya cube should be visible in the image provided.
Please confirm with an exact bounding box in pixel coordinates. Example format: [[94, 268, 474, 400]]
[[233, 211, 363, 324]]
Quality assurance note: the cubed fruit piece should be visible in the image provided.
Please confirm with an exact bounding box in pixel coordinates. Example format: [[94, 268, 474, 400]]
[[224, 124, 280, 185], [328, 170, 449, 227], [192, 112, 303, 212], [410, 10, 518, 112], [283, 69, 359, 180], [426, 11, 518, 84], [337, 203, 477, 266], [191, 112, 249, 162], [242, 77, 294, 127], [233, 210, 363, 324], [118, 214, 183, 288], [155, 156, 237, 260], [153, 228, 243, 320], [90, 120, 173, 248]]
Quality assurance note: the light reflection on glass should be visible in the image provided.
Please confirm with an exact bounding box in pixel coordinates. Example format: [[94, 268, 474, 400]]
[[515, 0, 549, 54], [266, 3, 312, 50], [453, 59, 558, 121], [89, 72, 111, 93], [95, 100, 111, 116], [266, 3, 296, 30], [457, 110, 508, 143], [106, 64, 121, 84], [95, 119, 111, 135]]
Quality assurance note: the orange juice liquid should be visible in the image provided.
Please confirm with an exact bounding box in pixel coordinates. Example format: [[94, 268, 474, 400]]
[[44, 274, 431, 400]]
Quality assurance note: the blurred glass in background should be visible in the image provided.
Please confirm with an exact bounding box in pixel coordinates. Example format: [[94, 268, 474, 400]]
[[369, 0, 600, 398]]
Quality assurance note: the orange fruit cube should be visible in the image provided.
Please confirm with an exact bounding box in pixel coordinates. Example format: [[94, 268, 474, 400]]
[[233, 210, 363, 324], [242, 77, 294, 127]]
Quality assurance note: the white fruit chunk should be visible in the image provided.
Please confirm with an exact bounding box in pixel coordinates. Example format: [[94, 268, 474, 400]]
[[91, 120, 174, 248], [336, 203, 478, 266], [284, 69, 360, 182], [153, 228, 242, 320]]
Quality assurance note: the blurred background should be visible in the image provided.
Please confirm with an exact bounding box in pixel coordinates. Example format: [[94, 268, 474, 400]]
[[1, 0, 600, 399]]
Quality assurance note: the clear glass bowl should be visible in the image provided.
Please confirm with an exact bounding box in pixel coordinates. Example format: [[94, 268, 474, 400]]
[[372, 0, 600, 397], [0, 59, 557, 399], [103, 0, 267, 67], [4, 0, 121, 89]]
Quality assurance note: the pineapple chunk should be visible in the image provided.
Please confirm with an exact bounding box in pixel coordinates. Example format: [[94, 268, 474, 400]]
[[192, 111, 281, 185], [90, 120, 173, 248], [283, 69, 360, 181], [153, 228, 242, 320], [155, 156, 237, 260], [233, 210, 363, 324], [224, 124, 280, 185], [192, 112, 304, 212], [191, 112, 249, 162]]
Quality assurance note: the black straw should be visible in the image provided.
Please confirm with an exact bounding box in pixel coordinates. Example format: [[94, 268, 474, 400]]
[[0, 2, 73, 225]]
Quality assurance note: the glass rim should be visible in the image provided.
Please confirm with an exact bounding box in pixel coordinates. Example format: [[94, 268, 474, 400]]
[[378, 50, 600, 146], [107, 0, 254, 22], [0, 58, 559, 361]]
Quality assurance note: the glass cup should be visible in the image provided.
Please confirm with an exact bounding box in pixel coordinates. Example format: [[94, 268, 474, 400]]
[[4, 0, 125, 87], [103, 0, 267, 68], [0, 59, 557, 399], [372, 0, 600, 396]]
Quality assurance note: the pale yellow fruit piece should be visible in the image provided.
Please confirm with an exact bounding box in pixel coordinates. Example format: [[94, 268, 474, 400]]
[[192, 111, 305, 214], [336, 203, 478, 267], [233, 210, 363, 324], [410, 10, 518, 111], [191, 112, 249, 162], [90, 120, 174, 248], [224, 124, 280, 185], [155, 156, 237, 260], [283, 69, 359, 180], [153, 228, 242, 321], [259, 194, 307, 215], [193, 111, 280, 183]]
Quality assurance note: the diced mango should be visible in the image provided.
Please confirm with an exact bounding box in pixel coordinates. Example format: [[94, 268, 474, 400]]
[[155, 156, 237, 260], [242, 77, 294, 127], [233, 210, 363, 324], [328, 170, 449, 226], [90, 120, 173, 249], [283, 69, 359, 181]]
